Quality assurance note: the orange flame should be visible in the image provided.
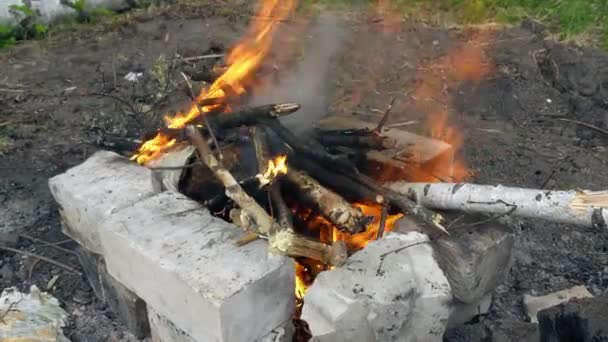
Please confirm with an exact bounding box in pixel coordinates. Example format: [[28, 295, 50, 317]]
[[257, 155, 288, 186], [132, 0, 296, 165]]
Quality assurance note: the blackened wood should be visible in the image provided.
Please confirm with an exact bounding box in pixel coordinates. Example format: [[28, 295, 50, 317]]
[[317, 133, 388, 150], [150, 103, 300, 142], [97, 134, 142, 153], [263, 119, 358, 174], [208, 103, 300, 130], [270, 182, 294, 230], [179, 144, 242, 203], [186, 125, 278, 236]]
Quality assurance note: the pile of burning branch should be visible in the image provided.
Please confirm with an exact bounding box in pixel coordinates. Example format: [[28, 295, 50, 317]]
[[136, 100, 452, 267], [124, 98, 607, 273]]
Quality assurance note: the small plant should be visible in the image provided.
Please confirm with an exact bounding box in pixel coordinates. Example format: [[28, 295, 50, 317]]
[[8, 4, 47, 40], [0, 25, 16, 48], [0, 3, 47, 48], [61, 0, 115, 23]]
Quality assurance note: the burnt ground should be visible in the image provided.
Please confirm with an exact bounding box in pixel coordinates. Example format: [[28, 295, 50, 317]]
[[1, 3, 608, 341]]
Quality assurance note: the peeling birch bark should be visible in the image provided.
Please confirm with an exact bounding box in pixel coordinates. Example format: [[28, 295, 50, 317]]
[[391, 182, 608, 229]]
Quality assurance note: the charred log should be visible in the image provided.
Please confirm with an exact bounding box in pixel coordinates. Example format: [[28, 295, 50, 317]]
[[316, 133, 390, 150], [286, 168, 371, 234], [270, 182, 294, 230], [262, 119, 358, 174], [290, 155, 384, 204], [208, 103, 300, 130]]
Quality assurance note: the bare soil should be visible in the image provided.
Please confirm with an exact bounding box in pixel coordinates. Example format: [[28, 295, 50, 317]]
[[1, 4, 607, 341]]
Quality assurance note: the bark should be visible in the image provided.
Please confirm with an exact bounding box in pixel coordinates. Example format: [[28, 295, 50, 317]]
[[392, 182, 608, 229], [286, 169, 371, 234]]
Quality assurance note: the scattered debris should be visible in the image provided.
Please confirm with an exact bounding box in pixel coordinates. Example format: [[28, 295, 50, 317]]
[[0, 285, 68, 342]]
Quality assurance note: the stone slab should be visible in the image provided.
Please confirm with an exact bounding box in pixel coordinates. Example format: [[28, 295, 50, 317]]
[[538, 296, 608, 342], [524, 285, 593, 323], [49, 151, 157, 254], [428, 213, 514, 304], [301, 231, 452, 342], [149, 307, 294, 342], [98, 190, 295, 342], [75, 245, 150, 339], [447, 293, 492, 328]]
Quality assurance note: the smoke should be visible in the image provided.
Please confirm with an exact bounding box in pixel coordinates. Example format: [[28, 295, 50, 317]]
[[251, 14, 347, 135]]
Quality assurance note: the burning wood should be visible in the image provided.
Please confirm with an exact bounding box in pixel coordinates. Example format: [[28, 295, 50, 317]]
[[286, 168, 371, 234], [394, 182, 608, 229], [185, 125, 347, 266]]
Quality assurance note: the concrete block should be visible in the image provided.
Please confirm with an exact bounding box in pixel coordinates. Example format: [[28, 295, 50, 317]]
[[49, 151, 157, 254], [149, 306, 293, 342], [430, 214, 514, 303], [75, 245, 150, 338], [447, 293, 492, 328], [149, 307, 196, 342], [301, 231, 452, 342], [98, 191, 295, 342], [538, 296, 608, 342], [488, 319, 539, 342], [524, 285, 593, 323]]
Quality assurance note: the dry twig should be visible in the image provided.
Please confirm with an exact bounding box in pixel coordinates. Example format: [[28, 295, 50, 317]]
[[0, 246, 81, 275]]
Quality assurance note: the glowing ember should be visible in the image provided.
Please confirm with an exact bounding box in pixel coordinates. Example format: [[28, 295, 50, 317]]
[[257, 155, 288, 186], [295, 262, 309, 301], [294, 204, 403, 299], [132, 0, 296, 165]]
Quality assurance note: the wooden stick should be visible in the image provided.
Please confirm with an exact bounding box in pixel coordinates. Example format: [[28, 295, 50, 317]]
[[270, 183, 294, 230], [186, 125, 278, 236], [0, 246, 81, 275], [392, 182, 608, 229], [376, 204, 388, 239], [208, 103, 300, 130], [269, 230, 348, 266], [375, 96, 396, 132], [286, 168, 371, 234]]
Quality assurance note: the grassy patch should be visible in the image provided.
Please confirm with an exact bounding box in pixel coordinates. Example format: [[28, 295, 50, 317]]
[[307, 0, 608, 47]]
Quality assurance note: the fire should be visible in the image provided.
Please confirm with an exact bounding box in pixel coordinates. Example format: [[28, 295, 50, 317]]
[[132, 0, 296, 165], [295, 204, 403, 300], [295, 262, 309, 301], [257, 155, 288, 186], [334, 204, 403, 249]]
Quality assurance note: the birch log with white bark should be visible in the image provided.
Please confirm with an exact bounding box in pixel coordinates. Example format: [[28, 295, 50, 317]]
[[390, 182, 608, 229]]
